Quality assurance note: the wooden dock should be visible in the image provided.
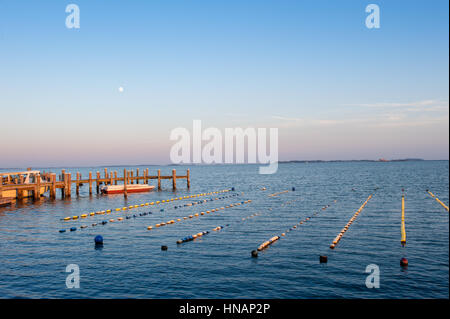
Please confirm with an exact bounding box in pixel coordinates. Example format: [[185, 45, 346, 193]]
[[0, 168, 190, 201]]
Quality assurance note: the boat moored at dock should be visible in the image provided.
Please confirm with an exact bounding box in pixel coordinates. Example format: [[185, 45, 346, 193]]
[[101, 184, 155, 194]]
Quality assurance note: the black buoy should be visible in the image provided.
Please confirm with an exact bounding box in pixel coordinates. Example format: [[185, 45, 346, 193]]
[[319, 255, 328, 263], [400, 257, 408, 267], [292, 187, 295, 191], [161, 245, 168, 251], [251, 250, 258, 258]]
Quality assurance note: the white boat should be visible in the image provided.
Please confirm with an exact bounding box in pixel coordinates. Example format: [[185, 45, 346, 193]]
[[101, 184, 155, 194]]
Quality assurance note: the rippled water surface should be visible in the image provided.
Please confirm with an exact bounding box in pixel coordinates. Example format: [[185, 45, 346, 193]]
[[0, 161, 448, 298]]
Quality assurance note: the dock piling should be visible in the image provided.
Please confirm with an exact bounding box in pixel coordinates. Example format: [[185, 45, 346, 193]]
[[34, 174, 41, 200], [88, 171, 93, 195], [66, 173, 72, 198], [76, 172, 80, 196], [50, 173, 56, 199], [158, 169, 161, 190], [123, 168, 128, 198], [96, 172, 101, 194], [172, 169, 177, 190], [187, 169, 190, 189], [17, 175, 24, 200]]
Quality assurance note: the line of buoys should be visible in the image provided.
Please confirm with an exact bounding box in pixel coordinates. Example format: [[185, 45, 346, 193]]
[[253, 202, 335, 257], [147, 199, 253, 231], [268, 190, 290, 197], [280, 197, 303, 207], [61, 188, 234, 221], [58, 193, 241, 233], [173, 195, 305, 252], [329, 194, 373, 250], [426, 190, 449, 212], [401, 194, 406, 246], [176, 225, 230, 244]]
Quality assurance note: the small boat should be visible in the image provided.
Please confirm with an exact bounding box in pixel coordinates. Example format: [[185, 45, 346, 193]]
[[101, 184, 155, 194]]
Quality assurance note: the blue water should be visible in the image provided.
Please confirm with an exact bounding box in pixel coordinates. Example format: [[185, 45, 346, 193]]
[[0, 161, 448, 298]]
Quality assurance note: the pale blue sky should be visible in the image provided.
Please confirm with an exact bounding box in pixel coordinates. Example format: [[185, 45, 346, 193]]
[[0, 0, 448, 167]]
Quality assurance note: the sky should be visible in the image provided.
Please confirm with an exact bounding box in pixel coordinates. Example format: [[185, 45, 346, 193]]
[[0, 0, 448, 167]]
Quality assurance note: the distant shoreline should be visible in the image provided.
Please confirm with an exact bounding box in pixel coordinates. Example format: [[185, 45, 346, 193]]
[[1, 159, 449, 171], [279, 158, 428, 164]]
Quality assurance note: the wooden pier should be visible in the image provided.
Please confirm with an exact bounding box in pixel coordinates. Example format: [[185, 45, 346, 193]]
[[0, 168, 190, 201]]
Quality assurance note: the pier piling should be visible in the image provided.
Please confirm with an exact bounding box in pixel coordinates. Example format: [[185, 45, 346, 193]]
[[50, 174, 56, 199], [96, 172, 101, 194], [34, 174, 41, 200], [123, 168, 128, 198], [187, 169, 190, 189], [76, 172, 80, 195], [172, 169, 177, 190], [158, 169, 161, 190]]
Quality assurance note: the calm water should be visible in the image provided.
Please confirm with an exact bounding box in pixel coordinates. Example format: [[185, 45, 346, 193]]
[[0, 161, 448, 299]]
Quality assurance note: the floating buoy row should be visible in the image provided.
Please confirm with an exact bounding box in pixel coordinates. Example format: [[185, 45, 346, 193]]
[[58, 193, 242, 233], [170, 195, 306, 250], [254, 203, 334, 255], [147, 199, 253, 231], [59, 213, 148, 233], [268, 190, 290, 197], [426, 190, 449, 212], [329, 194, 373, 249], [241, 212, 261, 221], [280, 197, 303, 207], [241, 198, 302, 222], [176, 225, 229, 244], [61, 188, 235, 221], [401, 194, 406, 246]]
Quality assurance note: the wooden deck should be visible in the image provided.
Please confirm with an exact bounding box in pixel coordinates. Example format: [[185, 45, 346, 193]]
[[0, 168, 190, 201]]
